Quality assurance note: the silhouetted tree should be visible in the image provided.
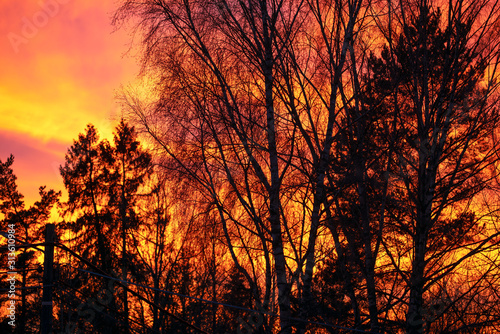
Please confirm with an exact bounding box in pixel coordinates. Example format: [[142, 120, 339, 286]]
[[0, 155, 60, 333], [369, 3, 500, 332], [60, 124, 122, 332], [112, 1, 500, 333], [60, 125, 115, 271], [109, 119, 153, 333], [114, 1, 368, 331], [60, 121, 156, 333]]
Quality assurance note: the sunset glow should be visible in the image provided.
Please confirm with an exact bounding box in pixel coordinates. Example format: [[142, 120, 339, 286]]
[[0, 0, 139, 205], [1, 1, 500, 333]]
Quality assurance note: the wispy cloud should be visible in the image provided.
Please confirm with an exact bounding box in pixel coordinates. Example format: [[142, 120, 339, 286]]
[[0, 0, 139, 204]]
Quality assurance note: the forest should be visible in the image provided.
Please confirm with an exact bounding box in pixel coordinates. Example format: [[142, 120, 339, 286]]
[[2, 0, 500, 333]]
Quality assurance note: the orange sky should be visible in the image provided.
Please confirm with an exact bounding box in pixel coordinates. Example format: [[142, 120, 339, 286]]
[[0, 0, 140, 208]]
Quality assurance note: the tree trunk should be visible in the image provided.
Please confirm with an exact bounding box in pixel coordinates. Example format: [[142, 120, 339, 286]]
[[121, 157, 129, 334]]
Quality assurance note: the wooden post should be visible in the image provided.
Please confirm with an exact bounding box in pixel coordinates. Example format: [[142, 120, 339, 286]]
[[41, 224, 55, 334]]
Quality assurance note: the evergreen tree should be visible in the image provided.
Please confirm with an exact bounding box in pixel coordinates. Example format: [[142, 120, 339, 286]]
[[365, 6, 500, 333], [59, 124, 120, 332], [60, 124, 115, 271], [59, 121, 152, 333], [109, 119, 152, 333], [0, 155, 60, 333]]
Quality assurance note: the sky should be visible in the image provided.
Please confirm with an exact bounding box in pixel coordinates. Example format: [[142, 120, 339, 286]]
[[0, 0, 141, 208]]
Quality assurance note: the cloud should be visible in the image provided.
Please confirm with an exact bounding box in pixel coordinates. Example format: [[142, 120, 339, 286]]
[[0, 0, 140, 205], [0, 130, 66, 206]]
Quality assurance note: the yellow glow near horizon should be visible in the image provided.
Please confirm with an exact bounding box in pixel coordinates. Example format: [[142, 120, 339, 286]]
[[0, 0, 141, 207]]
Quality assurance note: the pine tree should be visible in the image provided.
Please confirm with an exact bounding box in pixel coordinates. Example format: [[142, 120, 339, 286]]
[[0, 155, 60, 333], [59, 121, 153, 333], [59, 124, 120, 333], [365, 6, 500, 332], [109, 119, 152, 333]]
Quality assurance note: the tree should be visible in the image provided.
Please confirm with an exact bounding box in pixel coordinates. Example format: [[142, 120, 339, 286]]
[[59, 124, 123, 332], [114, 1, 367, 332], [311, 256, 357, 332], [109, 119, 153, 333], [60, 124, 115, 271], [113, 0, 500, 333], [60, 121, 154, 333], [368, 2, 500, 332], [0, 155, 60, 333]]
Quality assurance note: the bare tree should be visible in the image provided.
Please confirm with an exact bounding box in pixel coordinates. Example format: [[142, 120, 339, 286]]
[[114, 0, 369, 332], [113, 1, 500, 333]]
